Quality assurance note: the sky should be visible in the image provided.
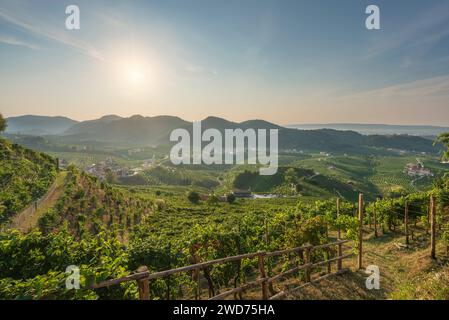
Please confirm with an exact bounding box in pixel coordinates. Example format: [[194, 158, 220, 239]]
[[1, 0, 449, 125]]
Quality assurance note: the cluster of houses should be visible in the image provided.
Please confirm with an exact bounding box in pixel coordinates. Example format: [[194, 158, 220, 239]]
[[83, 156, 156, 181], [84, 158, 130, 180], [199, 188, 254, 202], [403, 162, 433, 177], [199, 188, 280, 202], [283, 149, 304, 154]]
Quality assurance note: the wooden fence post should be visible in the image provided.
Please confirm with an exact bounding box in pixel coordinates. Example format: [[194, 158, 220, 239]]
[[373, 201, 378, 238], [430, 195, 436, 259], [326, 247, 331, 274], [404, 200, 409, 245], [196, 267, 201, 300], [258, 252, 268, 300], [337, 242, 343, 271], [336, 198, 341, 239], [304, 245, 312, 282], [358, 194, 364, 270], [264, 218, 269, 246], [136, 266, 150, 300]]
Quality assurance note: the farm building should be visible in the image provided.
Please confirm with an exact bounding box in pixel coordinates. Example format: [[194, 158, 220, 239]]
[[404, 163, 433, 177], [232, 189, 252, 198]]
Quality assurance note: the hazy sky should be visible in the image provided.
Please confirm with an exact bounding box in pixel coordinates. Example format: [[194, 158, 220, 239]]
[[1, 0, 449, 125]]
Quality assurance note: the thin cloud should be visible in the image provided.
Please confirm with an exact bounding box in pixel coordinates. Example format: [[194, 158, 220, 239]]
[[96, 12, 128, 29], [0, 8, 105, 61], [0, 33, 39, 50], [339, 75, 449, 100]]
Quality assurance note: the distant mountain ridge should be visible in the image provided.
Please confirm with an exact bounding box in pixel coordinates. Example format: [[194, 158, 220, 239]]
[[5, 115, 78, 135], [63, 115, 123, 135], [4, 114, 444, 153], [287, 123, 449, 136]]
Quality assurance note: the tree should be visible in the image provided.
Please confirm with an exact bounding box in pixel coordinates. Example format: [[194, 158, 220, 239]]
[[105, 168, 117, 184], [0, 113, 6, 133], [187, 191, 200, 204], [226, 193, 236, 204], [435, 132, 449, 161], [284, 168, 297, 185]]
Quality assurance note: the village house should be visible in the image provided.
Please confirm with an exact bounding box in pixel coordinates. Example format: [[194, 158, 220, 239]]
[[404, 163, 433, 177], [232, 188, 253, 198]]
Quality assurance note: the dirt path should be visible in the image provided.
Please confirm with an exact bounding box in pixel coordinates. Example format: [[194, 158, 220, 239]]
[[9, 171, 67, 232]]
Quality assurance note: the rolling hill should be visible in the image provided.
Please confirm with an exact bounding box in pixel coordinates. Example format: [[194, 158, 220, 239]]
[[4, 114, 444, 154], [287, 123, 449, 137], [63, 115, 123, 135], [5, 115, 78, 135]]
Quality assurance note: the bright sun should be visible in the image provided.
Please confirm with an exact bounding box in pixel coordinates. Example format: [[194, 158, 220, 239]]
[[123, 63, 146, 87], [110, 47, 165, 94]]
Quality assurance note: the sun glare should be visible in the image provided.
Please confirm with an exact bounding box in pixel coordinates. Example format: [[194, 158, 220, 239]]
[[109, 46, 167, 95], [125, 64, 146, 85], [121, 62, 147, 89]]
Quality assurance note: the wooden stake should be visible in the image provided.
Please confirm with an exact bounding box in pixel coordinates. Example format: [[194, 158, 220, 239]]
[[373, 201, 378, 238], [264, 218, 269, 246], [136, 266, 150, 300], [404, 200, 409, 245], [258, 252, 268, 300], [196, 267, 201, 300], [336, 198, 341, 239], [337, 242, 343, 271], [358, 194, 364, 270], [430, 195, 436, 259], [304, 246, 312, 282]]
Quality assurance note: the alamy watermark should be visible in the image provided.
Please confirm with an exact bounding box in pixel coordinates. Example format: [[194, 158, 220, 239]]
[[65, 5, 80, 30], [365, 5, 380, 30], [65, 265, 80, 290], [365, 265, 380, 290], [169, 121, 278, 175], [64, 4, 380, 31]]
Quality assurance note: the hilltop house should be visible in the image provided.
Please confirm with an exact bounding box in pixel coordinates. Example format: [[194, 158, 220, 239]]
[[404, 163, 433, 177]]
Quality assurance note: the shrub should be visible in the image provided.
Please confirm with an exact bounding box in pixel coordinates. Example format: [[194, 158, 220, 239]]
[[226, 193, 236, 204], [187, 191, 200, 204]]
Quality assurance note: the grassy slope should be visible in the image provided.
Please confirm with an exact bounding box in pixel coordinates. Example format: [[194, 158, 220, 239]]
[[277, 228, 449, 300]]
